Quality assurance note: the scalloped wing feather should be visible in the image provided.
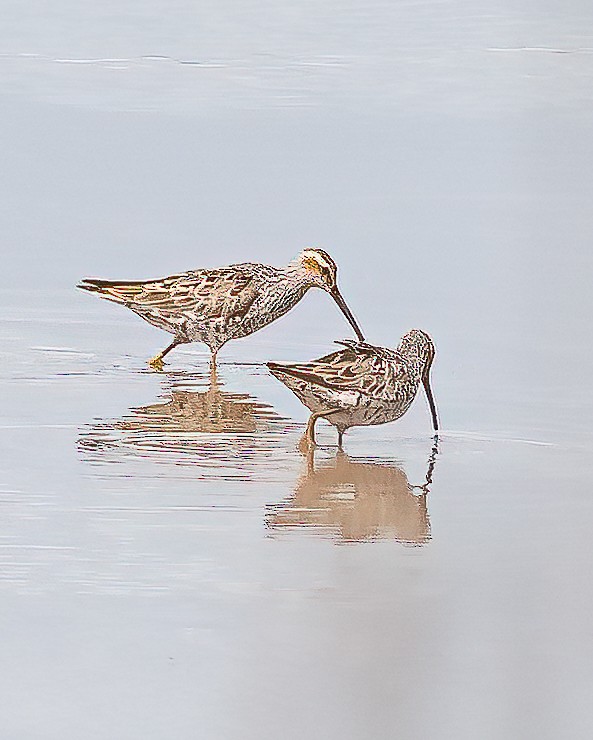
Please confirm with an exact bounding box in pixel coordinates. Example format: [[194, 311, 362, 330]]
[[78, 268, 259, 321], [269, 345, 408, 404]]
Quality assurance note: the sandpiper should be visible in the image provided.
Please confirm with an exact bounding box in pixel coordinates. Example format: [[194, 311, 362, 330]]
[[267, 329, 439, 448], [78, 248, 364, 368]]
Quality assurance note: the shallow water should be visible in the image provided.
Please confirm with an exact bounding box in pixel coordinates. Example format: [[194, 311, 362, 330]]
[[1, 284, 591, 739], [2, 2, 593, 738]]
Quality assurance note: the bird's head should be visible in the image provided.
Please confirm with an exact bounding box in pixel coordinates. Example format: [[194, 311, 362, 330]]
[[294, 248, 365, 342], [398, 329, 439, 433], [399, 329, 435, 365], [297, 248, 339, 291]]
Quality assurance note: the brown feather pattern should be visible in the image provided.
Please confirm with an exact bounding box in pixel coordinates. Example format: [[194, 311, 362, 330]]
[[267, 330, 436, 433]]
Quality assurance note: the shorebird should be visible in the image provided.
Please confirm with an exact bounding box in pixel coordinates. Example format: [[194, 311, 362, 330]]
[[267, 329, 439, 448], [78, 248, 364, 368]]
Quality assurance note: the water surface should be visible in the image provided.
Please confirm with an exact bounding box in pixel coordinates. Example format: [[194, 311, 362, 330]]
[[1, 2, 592, 738]]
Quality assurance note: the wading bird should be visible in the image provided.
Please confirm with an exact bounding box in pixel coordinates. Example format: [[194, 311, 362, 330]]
[[78, 248, 364, 369], [267, 329, 439, 449]]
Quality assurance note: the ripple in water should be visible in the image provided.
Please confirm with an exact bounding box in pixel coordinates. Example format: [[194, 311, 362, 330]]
[[266, 440, 438, 544], [78, 364, 300, 481]]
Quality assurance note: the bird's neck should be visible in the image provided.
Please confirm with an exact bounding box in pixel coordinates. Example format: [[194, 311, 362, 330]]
[[256, 266, 310, 316], [395, 347, 428, 383], [407, 358, 426, 383]]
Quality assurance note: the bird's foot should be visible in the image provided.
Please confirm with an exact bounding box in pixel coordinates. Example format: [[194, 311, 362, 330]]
[[148, 355, 165, 371]]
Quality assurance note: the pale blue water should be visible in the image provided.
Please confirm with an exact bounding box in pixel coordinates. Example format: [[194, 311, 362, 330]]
[[1, 3, 592, 738]]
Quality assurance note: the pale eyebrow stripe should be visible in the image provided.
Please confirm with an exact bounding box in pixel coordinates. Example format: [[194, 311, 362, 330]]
[[310, 253, 333, 272]]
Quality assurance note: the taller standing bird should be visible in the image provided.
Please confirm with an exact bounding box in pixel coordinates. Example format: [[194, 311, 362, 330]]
[[78, 248, 364, 368]]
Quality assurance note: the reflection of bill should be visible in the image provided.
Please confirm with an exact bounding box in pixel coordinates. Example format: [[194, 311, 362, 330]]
[[266, 441, 438, 544], [78, 365, 293, 473]]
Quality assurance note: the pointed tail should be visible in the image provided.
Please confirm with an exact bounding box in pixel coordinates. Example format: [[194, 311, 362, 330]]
[[77, 278, 146, 305]]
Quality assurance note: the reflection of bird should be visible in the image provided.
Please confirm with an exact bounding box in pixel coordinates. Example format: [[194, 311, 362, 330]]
[[78, 365, 294, 475], [267, 329, 439, 449], [78, 248, 364, 369], [266, 441, 438, 544], [119, 365, 271, 435]]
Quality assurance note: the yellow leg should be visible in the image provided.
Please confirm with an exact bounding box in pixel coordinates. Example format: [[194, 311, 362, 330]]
[[148, 339, 179, 371], [306, 412, 322, 446], [298, 411, 337, 454], [148, 354, 165, 371]]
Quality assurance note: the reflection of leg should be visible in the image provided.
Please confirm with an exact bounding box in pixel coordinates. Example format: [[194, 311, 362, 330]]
[[149, 339, 180, 370], [304, 444, 315, 474], [208, 356, 219, 389]]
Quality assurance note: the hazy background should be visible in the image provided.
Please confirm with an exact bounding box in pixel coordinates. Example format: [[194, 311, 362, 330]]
[[1, 2, 592, 738]]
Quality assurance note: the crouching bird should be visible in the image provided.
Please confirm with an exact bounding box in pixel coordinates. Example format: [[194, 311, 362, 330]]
[[267, 329, 439, 449], [78, 248, 364, 369]]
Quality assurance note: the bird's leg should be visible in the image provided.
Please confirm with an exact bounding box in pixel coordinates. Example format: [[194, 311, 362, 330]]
[[337, 429, 344, 449], [306, 411, 325, 446], [149, 339, 179, 370], [299, 410, 340, 454]]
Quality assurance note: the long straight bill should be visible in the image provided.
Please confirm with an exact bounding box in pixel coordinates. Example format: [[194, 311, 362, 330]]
[[422, 371, 439, 432], [330, 288, 365, 342]]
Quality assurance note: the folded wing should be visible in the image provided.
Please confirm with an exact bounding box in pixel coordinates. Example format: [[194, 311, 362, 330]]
[[268, 343, 407, 403], [78, 268, 259, 321]]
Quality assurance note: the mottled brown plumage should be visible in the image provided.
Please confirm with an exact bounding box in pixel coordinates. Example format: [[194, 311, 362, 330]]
[[267, 329, 439, 448], [78, 249, 364, 368]]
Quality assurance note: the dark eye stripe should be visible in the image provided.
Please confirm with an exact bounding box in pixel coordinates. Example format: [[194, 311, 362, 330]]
[[314, 249, 336, 270]]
